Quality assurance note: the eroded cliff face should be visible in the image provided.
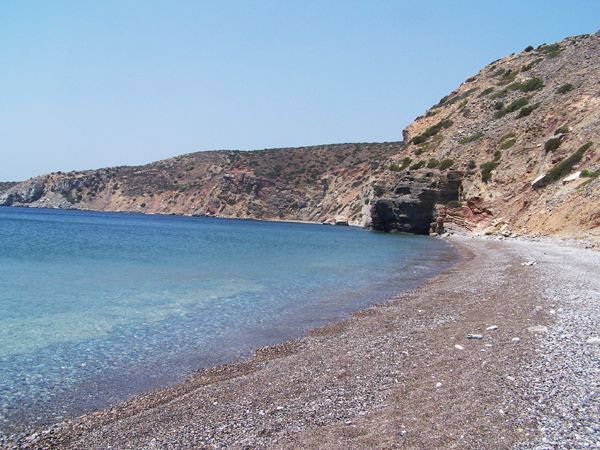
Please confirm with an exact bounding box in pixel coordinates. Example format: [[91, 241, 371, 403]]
[[2, 31, 600, 243]]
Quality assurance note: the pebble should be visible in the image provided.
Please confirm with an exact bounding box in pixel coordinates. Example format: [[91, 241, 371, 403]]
[[486, 325, 498, 331], [512, 337, 521, 342], [521, 261, 537, 266], [435, 382, 442, 388], [467, 334, 483, 339], [454, 344, 464, 350], [586, 337, 600, 345], [527, 325, 548, 333]]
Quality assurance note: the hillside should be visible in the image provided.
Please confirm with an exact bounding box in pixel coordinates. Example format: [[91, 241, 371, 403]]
[[0, 143, 401, 226], [2, 30, 600, 243]]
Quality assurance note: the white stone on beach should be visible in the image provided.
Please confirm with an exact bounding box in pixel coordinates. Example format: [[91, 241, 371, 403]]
[[436, 382, 442, 388], [486, 325, 498, 331], [467, 334, 483, 339], [528, 325, 548, 333], [455, 344, 464, 350], [586, 337, 600, 345], [512, 337, 521, 342]]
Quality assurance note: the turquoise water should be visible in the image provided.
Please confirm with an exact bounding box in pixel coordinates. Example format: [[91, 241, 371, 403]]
[[0, 207, 457, 433]]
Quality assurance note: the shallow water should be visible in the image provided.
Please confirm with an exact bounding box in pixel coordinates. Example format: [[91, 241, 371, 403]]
[[0, 207, 457, 433]]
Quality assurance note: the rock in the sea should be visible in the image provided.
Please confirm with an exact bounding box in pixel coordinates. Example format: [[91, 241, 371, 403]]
[[467, 334, 483, 339], [527, 325, 548, 333]]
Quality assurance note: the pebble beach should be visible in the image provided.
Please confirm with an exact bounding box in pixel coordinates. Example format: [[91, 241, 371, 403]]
[[4, 235, 600, 449]]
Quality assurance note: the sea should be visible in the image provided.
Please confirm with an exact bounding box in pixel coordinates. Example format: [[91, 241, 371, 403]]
[[0, 207, 458, 434]]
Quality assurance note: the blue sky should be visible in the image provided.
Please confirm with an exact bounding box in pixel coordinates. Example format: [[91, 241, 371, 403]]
[[1, 1, 599, 181]]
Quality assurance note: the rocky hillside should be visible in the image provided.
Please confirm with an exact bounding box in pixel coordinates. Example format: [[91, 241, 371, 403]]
[[370, 30, 600, 243], [2, 30, 600, 243], [0, 143, 401, 226]]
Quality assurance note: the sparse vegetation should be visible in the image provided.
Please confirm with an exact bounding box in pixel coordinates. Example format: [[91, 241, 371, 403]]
[[545, 137, 563, 152], [524, 45, 534, 52], [459, 131, 485, 144], [517, 102, 541, 118], [557, 83, 574, 94], [555, 126, 570, 135], [500, 139, 517, 149], [478, 87, 494, 97], [494, 97, 529, 119], [499, 132, 516, 143], [533, 142, 593, 189], [427, 158, 440, 168], [409, 160, 426, 170], [439, 159, 454, 170], [520, 77, 544, 92], [521, 58, 543, 71], [448, 200, 462, 207], [481, 151, 502, 182], [400, 157, 412, 170], [410, 119, 453, 145], [490, 89, 508, 99]]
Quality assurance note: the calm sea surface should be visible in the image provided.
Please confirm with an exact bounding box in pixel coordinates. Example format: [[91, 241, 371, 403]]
[[0, 207, 457, 433]]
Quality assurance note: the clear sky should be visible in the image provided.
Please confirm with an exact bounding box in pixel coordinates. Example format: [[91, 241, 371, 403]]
[[1, 1, 598, 181]]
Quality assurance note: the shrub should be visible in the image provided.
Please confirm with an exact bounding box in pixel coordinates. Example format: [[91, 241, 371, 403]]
[[499, 69, 519, 85], [499, 132, 516, 142], [140, 203, 146, 208], [400, 157, 412, 170], [448, 200, 463, 207], [520, 77, 544, 92], [524, 45, 534, 52], [533, 142, 593, 189], [517, 102, 541, 118], [490, 89, 508, 99], [462, 107, 471, 118], [557, 83, 574, 94], [389, 163, 402, 171], [440, 159, 454, 170], [427, 158, 440, 168], [508, 82, 522, 91], [495, 97, 529, 119], [410, 160, 426, 170], [501, 139, 517, 149], [494, 101, 505, 110], [492, 68, 506, 77], [437, 95, 450, 106], [373, 184, 386, 196], [410, 119, 454, 144], [480, 151, 502, 183], [554, 126, 570, 135], [459, 131, 485, 144], [544, 137, 562, 152], [468, 160, 477, 170], [521, 58, 543, 72], [481, 161, 499, 182], [466, 76, 476, 83], [478, 87, 494, 97]]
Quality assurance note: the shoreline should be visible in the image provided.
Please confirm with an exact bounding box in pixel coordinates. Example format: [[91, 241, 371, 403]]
[[4, 235, 600, 449]]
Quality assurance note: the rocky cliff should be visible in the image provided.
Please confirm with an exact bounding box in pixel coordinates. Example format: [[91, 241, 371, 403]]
[[370, 30, 600, 243], [2, 31, 600, 243]]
